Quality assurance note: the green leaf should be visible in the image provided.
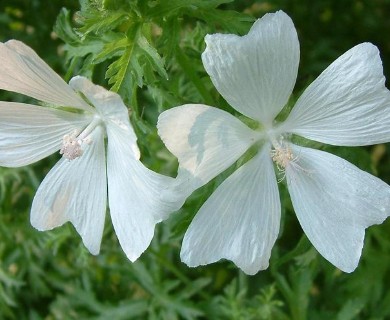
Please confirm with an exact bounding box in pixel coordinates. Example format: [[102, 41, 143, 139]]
[[93, 33, 128, 64], [76, 8, 132, 36], [106, 42, 137, 101], [54, 8, 80, 44], [137, 34, 168, 80], [54, 7, 104, 74], [191, 8, 254, 34], [336, 298, 365, 320], [273, 234, 313, 268]]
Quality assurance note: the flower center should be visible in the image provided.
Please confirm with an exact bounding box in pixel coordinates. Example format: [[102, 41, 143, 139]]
[[60, 132, 84, 160], [268, 136, 312, 182], [270, 145, 294, 170], [268, 136, 300, 182], [270, 137, 295, 170], [60, 117, 102, 160]]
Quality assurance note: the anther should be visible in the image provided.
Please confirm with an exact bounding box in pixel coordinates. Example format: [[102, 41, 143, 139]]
[[270, 146, 295, 170], [60, 117, 102, 160], [60, 131, 83, 160], [269, 137, 299, 182]]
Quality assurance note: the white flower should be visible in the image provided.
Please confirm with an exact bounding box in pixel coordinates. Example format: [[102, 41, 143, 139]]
[[0, 40, 180, 261], [157, 11, 390, 275]]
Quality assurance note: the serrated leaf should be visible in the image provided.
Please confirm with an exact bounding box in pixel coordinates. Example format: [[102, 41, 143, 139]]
[[137, 35, 168, 80], [106, 44, 136, 101], [54, 8, 80, 44], [191, 8, 254, 34], [147, 0, 235, 18], [76, 8, 132, 36], [147, 85, 181, 112], [55, 7, 104, 67], [158, 16, 180, 60], [64, 40, 105, 60], [93, 34, 128, 64], [131, 56, 144, 87]]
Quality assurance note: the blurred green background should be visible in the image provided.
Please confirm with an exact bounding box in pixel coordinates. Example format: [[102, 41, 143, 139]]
[[0, 0, 390, 319]]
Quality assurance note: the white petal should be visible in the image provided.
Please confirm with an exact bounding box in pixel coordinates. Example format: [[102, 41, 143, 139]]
[[286, 145, 390, 272], [157, 104, 260, 194], [69, 76, 140, 159], [0, 102, 92, 167], [30, 126, 107, 255], [106, 123, 182, 262], [280, 43, 390, 146], [181, 145, 280, 275], [202, 11, 299, 125], [0, 40, 92, 111]]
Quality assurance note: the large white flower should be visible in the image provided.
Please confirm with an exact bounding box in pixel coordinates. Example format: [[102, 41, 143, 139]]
[[0, 40, 180, 261], [158, 11, 390, 275]]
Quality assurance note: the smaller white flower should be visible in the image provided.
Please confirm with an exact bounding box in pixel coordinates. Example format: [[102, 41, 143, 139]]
[[0, 40, 179, 261], [158, 11, 390, 274]]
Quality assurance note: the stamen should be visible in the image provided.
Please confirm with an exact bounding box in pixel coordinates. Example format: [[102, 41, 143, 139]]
[[269, 136, 313, 182], [60, 131, 83, 160], [60, 117, 102, 160], [271, 146, 295, 170], [269, 137, 299, 182]]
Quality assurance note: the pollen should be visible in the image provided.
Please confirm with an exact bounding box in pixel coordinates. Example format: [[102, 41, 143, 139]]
[[59, 118, 102, 160], [271, 145, 295, 170], [60, 132, 83, 160], [270, 144, 297, 182]]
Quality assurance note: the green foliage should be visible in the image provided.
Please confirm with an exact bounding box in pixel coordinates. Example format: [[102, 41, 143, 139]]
[[54, 0, 253, 107], [1, 0, 390, 319]]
